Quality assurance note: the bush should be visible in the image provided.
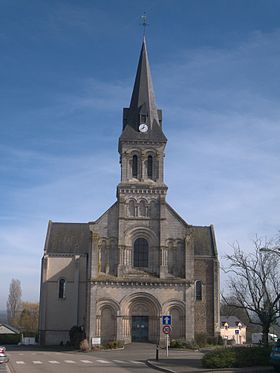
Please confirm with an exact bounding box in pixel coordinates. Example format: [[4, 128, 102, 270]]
[[194, 333, 223, 347], [195, 333, 208, 347], [69, 326, 85, 349], [170, 339, 199, 349], [0, 334, 21, 345], [202, 346, 271, 369], [102, 340, 124, 349], [80, 339, 89, 352]]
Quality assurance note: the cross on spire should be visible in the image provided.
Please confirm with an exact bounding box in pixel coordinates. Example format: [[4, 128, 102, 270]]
[[140, 13, 148, 37]]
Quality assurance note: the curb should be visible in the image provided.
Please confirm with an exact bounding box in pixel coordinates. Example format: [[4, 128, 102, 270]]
[[146, 359, 176, 373], [146, 359, 275, 373]]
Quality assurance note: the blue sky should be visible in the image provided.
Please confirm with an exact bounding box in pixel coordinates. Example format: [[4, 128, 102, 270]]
[[1, 0, 280, 309]]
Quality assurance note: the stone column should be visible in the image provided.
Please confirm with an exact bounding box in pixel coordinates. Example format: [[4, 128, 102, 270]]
[[73, 255, 80, 325], [116, 313, 123, 342], [185, 284, 195, 341], [87, 283, 97, 347]]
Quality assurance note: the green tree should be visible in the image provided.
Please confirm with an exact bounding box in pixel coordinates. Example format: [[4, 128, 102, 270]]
[[19, 302, 39, 335]]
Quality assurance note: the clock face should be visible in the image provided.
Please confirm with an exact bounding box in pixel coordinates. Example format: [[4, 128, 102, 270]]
[[139, 123, 148, 133]]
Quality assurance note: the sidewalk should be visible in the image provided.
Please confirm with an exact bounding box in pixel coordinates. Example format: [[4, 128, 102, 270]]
[[146, 349, 275, 373]]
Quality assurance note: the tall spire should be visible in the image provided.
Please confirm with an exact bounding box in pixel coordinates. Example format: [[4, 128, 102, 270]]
[[127, 37, 159, 129], [120, 38, 166, 143]]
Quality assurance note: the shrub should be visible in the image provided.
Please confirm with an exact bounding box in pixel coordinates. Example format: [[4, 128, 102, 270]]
[[195, 333, 208, 347], [80, 339, 89, 352], [0, 334, 21, 345], [194, 333, 223, 347], [69, 326, 85, 349], [170, 339, 199, 349], [202, 346, 271, 369], [102, 340, 124, 349]]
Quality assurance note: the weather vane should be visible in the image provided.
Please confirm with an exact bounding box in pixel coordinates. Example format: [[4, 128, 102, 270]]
[[140, 13, 148, 36]]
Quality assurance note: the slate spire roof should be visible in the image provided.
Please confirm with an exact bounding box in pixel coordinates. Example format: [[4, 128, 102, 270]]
[[120, 37, 167, 143]]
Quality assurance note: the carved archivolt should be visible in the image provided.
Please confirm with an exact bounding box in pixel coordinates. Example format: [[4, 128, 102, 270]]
[[120, 292, 161, 315]]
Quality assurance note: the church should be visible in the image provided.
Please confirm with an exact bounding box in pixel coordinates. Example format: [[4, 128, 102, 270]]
[[39, 38, 220, 346]]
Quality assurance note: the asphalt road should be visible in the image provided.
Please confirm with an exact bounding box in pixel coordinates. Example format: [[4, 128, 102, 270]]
[[5, 343, 159, 373]]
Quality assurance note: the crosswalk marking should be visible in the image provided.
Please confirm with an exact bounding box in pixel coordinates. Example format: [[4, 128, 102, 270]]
[[13, 358, 146, 366], [96, 359, 110, 363], [130, 360, 145, 364], [113, 359, 126, 363]]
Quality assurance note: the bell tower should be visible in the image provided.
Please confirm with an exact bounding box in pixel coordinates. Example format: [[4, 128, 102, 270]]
[[117, 37, 169, 277], [118, 37, 167, 190]]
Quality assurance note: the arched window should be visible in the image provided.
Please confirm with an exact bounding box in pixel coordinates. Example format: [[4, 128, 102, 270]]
[[128, 199, 136, 217], [195, 280, 202, 301], [58, 278, 66, 299], [134, 238, 148, 267], [147, 155, 153, 179], [132, 155, 138, 178], [139, 200, 146, 216]]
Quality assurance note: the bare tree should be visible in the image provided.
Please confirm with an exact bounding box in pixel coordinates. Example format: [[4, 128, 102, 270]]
[[222, 237, 280, 346], [6, 279, 22, 327]]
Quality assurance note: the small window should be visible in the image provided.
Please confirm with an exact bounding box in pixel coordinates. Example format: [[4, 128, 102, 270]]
[[132, 155, 138, 178], [134, 238, 148, 267], [140, 114, 147, 123], [195, 280, 202, 301], [147, 155, 153, 179], [58, 278, 66, 299]]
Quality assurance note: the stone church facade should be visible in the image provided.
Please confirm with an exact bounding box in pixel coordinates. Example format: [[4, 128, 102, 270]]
[[39, 38, 220, 346]]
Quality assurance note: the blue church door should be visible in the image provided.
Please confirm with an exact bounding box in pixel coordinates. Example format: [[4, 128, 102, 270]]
[[131, 316, 149, 342]]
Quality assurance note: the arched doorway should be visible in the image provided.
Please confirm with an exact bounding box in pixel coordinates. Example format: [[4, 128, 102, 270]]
[[121, 293, 160, 343], [169, 307, 185, 339], [100, 306, 117, 343]]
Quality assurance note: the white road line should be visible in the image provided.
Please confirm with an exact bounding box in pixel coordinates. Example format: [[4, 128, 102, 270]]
[[15, 361, 25, 364], [96, 359, 110, 364], [64, 360, 76, 364], [48, 360, 60, 364], [130, 360, 145, 364], [80, 360, 93, 363], [33, 361, 43, 364], [113, 360, 126, 363]]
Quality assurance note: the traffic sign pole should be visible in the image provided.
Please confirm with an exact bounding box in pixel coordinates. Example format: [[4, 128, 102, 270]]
[[166, 334, 169, 357]]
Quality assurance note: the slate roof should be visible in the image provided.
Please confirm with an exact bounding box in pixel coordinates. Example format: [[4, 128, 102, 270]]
[[120, 37, 167, 143], [220, 315, 246, 328], [44, 221, 91, 254], [192, 225, 218, 256]]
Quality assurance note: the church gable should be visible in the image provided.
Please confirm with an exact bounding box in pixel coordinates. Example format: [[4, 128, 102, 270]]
[[164, 203, 189, 239], [91, 202, 118, 238]]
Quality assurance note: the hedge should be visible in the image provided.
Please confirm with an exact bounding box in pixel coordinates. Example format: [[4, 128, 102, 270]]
[[0, 334, 21, 345], [202, 346, 271, 369]]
